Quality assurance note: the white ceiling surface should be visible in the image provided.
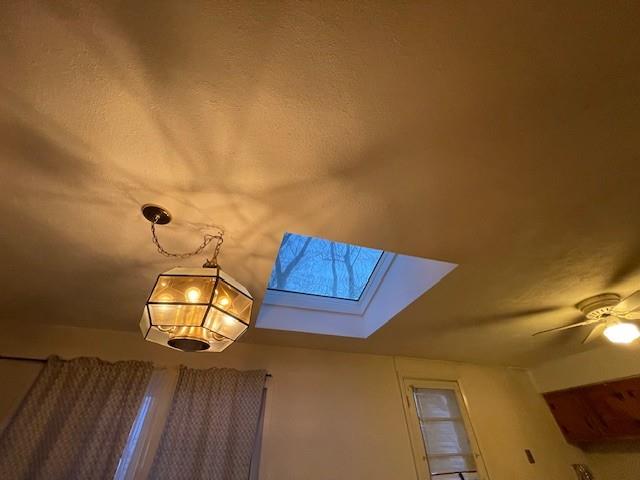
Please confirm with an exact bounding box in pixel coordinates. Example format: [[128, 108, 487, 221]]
[[1, 1, 640, 366]]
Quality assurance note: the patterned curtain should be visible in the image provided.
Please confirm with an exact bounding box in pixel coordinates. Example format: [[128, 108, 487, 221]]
[[149, 366, 266, 480], [0, 356, 152, 480]]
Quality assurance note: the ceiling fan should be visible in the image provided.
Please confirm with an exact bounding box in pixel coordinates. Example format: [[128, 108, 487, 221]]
[[533, 291, 640, 344]]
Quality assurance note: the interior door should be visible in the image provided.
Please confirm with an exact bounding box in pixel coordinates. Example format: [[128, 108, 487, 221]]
[[402, 378, 489, 480]]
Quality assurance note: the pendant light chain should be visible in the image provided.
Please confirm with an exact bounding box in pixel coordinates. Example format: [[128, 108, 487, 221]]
[[150, 218, 224, 267], [204, 235, 224, 268]]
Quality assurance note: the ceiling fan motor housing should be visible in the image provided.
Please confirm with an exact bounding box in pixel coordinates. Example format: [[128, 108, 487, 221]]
[[577, 293, 621, 320]]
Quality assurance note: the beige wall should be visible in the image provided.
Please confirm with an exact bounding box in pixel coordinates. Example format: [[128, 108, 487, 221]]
[[583, 440, 640, 480], [531, 343, 640, 480], [395, 357, 586, 479], [531, 343, 640, 393], [0, 359, 42, 425], [0, 324, 585, 480], [531, 344, 640, 480]]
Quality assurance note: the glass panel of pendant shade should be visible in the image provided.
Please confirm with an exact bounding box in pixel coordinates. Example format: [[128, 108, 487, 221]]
[[204, 335, 233, 352], [267, 233, 383, 301], [149, 275, 215, 304], [203, 308, 248, 340], [148, 304, 208, 327], [144, 324, 233, 353], [213, 279, 252, 323]]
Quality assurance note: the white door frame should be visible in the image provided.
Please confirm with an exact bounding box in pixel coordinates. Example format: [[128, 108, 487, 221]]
[[401, 378, 490, 480]]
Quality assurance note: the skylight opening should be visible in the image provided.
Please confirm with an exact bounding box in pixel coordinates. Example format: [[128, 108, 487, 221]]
[[258, 232, 458, 338], [267, 233, 383, 301]]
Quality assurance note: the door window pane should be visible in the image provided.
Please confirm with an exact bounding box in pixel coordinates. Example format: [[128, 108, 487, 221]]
[[420, 420, 472, 455], [432, 473, 479, 480], [428, 455, 475, 475], [415, 389, 461, 419], [414, 387, 478, 478]]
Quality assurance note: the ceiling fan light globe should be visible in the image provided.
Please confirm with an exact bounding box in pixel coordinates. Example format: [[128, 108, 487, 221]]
[[603, 322, 640, 344]]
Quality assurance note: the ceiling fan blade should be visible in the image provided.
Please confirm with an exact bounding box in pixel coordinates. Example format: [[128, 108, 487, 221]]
[[582, 323, 607, 344], [532, 318, 600, 336], [617, 311, 640, 320], [435, 306, 564, 332], [469, 306, 563, 322], [611, 290, 640, 316]]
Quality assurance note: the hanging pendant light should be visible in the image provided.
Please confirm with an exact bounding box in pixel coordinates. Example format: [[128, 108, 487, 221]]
[[139, 204, 252, 352]]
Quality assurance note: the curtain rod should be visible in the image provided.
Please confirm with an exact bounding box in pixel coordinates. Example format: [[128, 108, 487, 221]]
[[0, 354, 272, 377], [0, 354, 45, 363]]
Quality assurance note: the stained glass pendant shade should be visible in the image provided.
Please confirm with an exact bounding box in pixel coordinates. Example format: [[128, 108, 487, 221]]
[[139, 204, 253, 353], [140, 267, 252, 352]]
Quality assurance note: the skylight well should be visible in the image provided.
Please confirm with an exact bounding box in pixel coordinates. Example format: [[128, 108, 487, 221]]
[[257, 233, 458, 338]]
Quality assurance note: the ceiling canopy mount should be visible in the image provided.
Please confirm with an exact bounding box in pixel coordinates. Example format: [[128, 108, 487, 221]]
[[141, 203, 172, 225]]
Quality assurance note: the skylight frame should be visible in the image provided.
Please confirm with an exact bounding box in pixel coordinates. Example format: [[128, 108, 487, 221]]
[[263, 252, 395, 316], [257, 233, 458, 338]]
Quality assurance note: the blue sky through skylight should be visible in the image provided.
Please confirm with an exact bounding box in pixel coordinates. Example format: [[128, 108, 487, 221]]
[[267, 233, 384, 300]]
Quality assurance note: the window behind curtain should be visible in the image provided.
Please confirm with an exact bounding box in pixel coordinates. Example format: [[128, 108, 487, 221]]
[[249, 388, 267, 480], [114, 367, 267, 480], [114, 368, 178, 480]]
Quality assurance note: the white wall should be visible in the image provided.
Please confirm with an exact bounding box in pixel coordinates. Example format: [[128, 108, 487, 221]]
[[0, 324, 586, 480]]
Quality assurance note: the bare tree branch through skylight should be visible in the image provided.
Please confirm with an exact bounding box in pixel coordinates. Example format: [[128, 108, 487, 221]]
[[267, 233, 383, 300]]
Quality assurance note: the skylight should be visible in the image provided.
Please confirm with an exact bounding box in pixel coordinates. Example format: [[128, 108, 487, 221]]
[[258, 232, 458, 338], [267, 233, 383, 301]]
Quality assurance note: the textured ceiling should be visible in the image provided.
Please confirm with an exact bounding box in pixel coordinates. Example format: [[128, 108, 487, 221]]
[[1, 0, 640, 366]]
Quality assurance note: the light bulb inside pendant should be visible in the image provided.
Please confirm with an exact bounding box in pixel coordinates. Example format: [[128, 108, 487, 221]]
[[185, 287, 201, 303]]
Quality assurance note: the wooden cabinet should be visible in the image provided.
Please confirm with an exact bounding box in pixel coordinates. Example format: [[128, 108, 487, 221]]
[[544, 391, 603, 443], [544, 376, 640, 444]]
